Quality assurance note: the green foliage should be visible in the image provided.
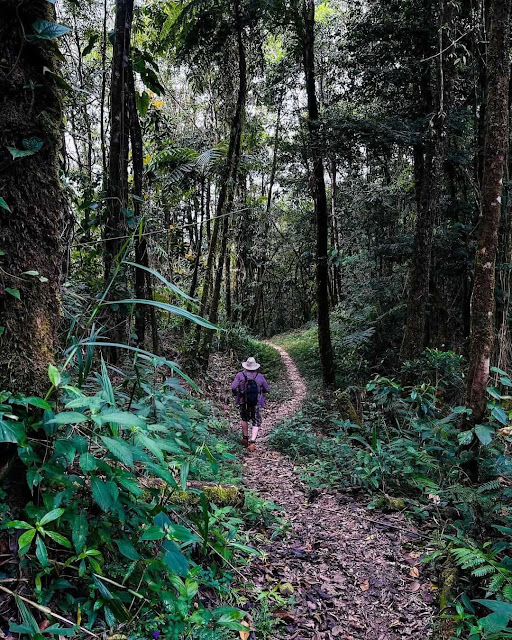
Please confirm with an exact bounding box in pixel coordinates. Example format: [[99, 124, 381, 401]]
[[0, 359, 256, 637], [217, 326, 285, 383]]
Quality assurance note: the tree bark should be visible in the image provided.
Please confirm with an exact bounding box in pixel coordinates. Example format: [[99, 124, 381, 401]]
[[466, 0, 511, 421], [198, 0, 246, 356], [127, 62, 148, 347], [302, 0, 336, 386], [0, 0, 66, 397], [104, 0, 133, 282], [401, 0, 446, 361]]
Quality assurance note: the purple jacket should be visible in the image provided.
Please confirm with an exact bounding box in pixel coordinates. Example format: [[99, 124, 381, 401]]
[[231, 371, 270, 406]]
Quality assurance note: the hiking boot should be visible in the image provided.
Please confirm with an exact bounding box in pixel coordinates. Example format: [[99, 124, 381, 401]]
[[242, 436, 249, 448], [248, 441, 256, 452]]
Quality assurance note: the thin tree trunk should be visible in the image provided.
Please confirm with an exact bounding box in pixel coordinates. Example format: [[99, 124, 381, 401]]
[[225, 242, 232, 321], [0, 0, 65, 397], [401, 0, 446, 360], [127, 61, 146, 346], [466, 0, 511, 422], [252, 91, 284, 326], [302, 0, 336, 386], [198, 0, 246, 356], [103, 0, 133, 359]]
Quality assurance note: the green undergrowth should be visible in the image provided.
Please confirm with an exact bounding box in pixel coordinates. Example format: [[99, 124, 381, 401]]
[[269, 344, 512, 638], [216, 326, 285, 384], [272, 313, 374, 390], [0, 346, 283, 640]]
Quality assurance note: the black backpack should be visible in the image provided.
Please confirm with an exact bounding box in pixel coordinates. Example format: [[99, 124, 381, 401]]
[[243, 372, 259, 406]]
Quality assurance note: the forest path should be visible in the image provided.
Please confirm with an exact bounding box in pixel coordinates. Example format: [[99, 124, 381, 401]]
[[242, 343, 433, 639]]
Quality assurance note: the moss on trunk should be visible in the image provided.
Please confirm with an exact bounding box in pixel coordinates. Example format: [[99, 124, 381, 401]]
[[0, 0, 65, 396]]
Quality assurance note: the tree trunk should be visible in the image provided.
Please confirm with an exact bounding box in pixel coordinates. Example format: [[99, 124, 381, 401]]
[[198, 0, 246, 357], [466, 0, 511, 421], [104, 0, 133, 282], [127, 60, 147, 347], [225, 243, 232, 321], [401, 0, 446, 361], [302, 0, 336, 386], [0, 0, 65, 397]]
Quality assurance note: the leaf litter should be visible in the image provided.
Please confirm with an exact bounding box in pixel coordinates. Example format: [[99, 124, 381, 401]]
[[239, 344, 434, 639]]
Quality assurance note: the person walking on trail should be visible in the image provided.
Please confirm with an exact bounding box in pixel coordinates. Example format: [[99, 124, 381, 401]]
[[231, 357, 269, 452]]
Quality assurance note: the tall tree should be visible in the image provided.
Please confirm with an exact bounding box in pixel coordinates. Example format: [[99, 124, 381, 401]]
[[401, 0, 447, 360], [466, 0, 511, 421], [103, 0, 134, 355], [0, 0, 66, 396], [301, 0, 336, 386], [104, 1, 132, 277], [198, 0, 247, 356]]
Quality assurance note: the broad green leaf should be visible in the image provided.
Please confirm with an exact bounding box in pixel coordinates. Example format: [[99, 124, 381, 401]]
[[44, 530, 72, 548], [114, 538, 140, 561], [103, 299, 218, 330], [475, 600, 512, 617], [457, 430, 474, 446], [18, 528, 36, 549], [0, 417, 23, 443], [135, 91, 150, 117], [45, 627, 76, 636], [135, 432, 164, 463], [166, 524, 198, 543], [98, 410, 146, 428], [79, 452, 98, 473], [6, 520, 32, 530], [39, 508, 65, 526], [91, 477, 114, 512], [82, 33, 99, 57], [48, 363, 61, 387], [101, 436, 134, 468], [0, 197, 10, 212], [116, 475, 143, 496], [475, 424, 494, 446], [140, 525, 165, 541], [487, 386, 502, 400], [24, 397, 52, 410], [5, 288, 20, 299], [72, 512, 88, 553], [492, 406, 508, 425], [145, 461, 178, 488], [53, 440, 77, 465], [35, 536, 49, 567], [478, 612, 510, 633], [48, 412, 88, 425], [163, 547, 189, 576], [30, 20, 70, 40]]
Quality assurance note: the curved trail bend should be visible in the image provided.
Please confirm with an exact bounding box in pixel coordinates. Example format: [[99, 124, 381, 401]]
[[242, 343, 433, 639]]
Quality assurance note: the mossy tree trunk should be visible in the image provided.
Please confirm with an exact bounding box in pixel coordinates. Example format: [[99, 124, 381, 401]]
[[0, 0, 66, 397], [466, 0, 511, 422]]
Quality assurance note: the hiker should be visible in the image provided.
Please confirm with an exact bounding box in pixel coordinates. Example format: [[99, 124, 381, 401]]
[[231, 357, 270, 451]]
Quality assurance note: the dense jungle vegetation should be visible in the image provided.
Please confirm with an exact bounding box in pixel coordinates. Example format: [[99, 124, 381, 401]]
[[1, 0, 512, 637]]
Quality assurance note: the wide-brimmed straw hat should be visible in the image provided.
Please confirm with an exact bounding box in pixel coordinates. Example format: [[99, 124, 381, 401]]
[[242, 357, 260, 371]]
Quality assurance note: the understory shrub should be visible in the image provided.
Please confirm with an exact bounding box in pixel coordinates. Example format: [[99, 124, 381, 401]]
[[0, 353, 258, 639]]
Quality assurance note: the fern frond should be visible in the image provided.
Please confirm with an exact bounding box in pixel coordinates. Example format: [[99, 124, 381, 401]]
[[488, 573, 506, 593], [472, 565, 497, 577], [478, 479, 502, 493]]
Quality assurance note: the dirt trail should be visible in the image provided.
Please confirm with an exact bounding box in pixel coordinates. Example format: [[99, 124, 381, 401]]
[[243, 344, 433, 639]]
